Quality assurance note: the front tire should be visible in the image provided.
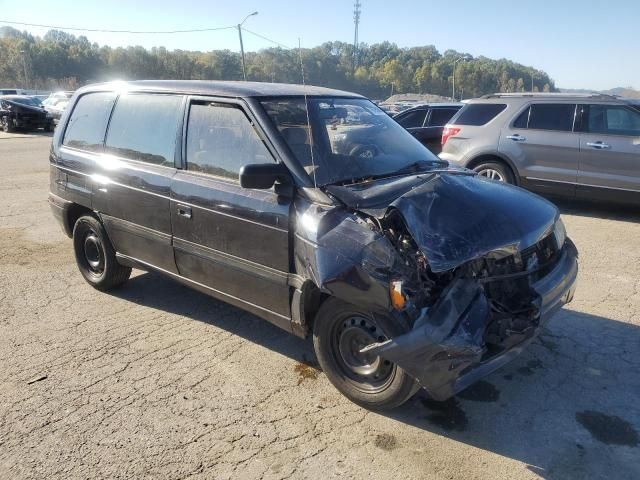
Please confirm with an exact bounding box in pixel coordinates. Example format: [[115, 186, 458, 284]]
[[72, 215, 131, 291], [313, 297, 418, 410]]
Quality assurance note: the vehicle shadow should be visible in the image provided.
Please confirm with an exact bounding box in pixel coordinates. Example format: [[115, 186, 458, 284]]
[[386, 307, 640, 479], [110, 272, 640, 479], [547, 196, 640, 224]]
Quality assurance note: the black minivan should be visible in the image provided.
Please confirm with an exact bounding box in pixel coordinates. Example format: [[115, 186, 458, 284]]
[[49, 81, 578, 409]]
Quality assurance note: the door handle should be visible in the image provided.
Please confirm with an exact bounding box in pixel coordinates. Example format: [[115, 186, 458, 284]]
[[176, 204, 192, 219], [586, 141, 611, 149], [506, 134, 526, 142]]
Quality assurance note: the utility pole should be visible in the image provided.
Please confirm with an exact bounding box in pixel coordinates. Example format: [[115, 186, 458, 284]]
[[20, 50, 28, 88], [238, 11, 258, 81], [452, 56, 464, 101], [353, 0, 361, 71]]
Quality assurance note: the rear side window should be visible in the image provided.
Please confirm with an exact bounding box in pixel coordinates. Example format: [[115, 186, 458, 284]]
[[586, 104, 640, 136], [186, 103, 274, 180], [453, 104, 506, 126], [105, 93, 182, 166], [396, 109, 427, 128], [527, 103, 575, 131], [63, 92, 117, 152], [428, 108, 459, 126]]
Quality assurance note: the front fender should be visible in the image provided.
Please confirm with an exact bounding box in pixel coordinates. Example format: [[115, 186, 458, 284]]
[[293, 199, 399, 312]]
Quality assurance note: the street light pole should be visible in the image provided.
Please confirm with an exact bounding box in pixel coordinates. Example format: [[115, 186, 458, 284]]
[[531, 72, 535, 92], [452, 56, 464, 101], [238, 11, 258, 81]]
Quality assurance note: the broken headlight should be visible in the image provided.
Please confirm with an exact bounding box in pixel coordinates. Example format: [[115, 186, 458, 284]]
[[553, 218, 566, 250]]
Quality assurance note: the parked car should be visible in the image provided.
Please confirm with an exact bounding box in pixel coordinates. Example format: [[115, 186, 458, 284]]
[[440, 93, 640, 204], [45, 99, 69, 124], [49, 81, 577, 409], [394, 103, 462, 153], [0, 95, 54, 132]]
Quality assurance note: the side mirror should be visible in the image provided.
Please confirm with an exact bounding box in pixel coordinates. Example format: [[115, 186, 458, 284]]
[[239, 163, 292, 190]]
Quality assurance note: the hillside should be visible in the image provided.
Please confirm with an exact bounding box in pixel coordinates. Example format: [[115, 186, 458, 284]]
[[560, 86, 640, 98], [0, 26, 557, 100]]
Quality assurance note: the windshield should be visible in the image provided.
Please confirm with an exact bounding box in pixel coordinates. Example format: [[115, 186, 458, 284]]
[[260, 97, 443, 186]]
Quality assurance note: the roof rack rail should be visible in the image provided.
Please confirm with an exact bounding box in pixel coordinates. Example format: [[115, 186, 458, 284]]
[[480, 92, 621, 99]]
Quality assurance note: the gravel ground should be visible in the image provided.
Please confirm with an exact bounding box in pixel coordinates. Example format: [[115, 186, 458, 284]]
[[1, 133, 639, 479]]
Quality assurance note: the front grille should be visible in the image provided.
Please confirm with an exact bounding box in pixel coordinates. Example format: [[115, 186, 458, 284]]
[[520, 233, 560, 281], [482, 232, 560, 281]]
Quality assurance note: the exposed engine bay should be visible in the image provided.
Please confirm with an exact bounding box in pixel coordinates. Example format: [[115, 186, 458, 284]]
[[378, 207, 560, 350], [357, 205, 575, 400]]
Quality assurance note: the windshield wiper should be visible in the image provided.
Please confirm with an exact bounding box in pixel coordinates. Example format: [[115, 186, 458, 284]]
[[389, 160, 448, 176], [334, 160, 448, 186]]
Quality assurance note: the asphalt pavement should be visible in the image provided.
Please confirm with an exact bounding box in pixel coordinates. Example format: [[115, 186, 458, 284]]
[[0, 132, 638, 479]]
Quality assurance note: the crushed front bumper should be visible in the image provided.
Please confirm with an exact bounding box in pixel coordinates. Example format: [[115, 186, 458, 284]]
[[365, 240, 578, 401]]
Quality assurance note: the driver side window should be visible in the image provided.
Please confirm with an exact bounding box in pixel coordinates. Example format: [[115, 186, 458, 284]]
[[186, 102, 275, 180]]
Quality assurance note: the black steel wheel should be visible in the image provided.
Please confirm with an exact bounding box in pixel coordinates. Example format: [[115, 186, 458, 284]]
[[313, 297, 419, 410], [72, 215, 131, 291]]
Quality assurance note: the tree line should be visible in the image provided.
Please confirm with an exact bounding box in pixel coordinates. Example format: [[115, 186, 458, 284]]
[[0, 26, 556, 99]]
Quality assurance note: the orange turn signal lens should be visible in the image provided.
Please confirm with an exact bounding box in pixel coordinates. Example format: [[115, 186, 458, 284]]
[[390, 280, 406, 310]]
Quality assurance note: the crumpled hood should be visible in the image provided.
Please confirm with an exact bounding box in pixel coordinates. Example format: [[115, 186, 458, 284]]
[[327, 172, 558, 273]]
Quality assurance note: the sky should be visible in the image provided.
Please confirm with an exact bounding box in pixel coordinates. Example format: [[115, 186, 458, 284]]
[[0, 0, 638, 91]]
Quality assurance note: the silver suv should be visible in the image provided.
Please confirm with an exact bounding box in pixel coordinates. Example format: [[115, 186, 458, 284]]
[[439, 93, 640, 203]]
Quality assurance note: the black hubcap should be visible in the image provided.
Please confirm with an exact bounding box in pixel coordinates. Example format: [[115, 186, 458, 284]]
[[333, 315, 394, 392], [83, 231, 104, 273]]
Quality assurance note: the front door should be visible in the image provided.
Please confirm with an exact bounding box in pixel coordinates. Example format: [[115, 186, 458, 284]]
[[577, 103, 640, 203], [170, 98, 292, 326], [500, 102, 579, 196]]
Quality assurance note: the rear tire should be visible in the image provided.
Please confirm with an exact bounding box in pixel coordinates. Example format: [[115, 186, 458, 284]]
[[313, 297, 419, 410], [473, 161, 515, 184], [1, 116, 14, 133], [72, 215, 131, 291]]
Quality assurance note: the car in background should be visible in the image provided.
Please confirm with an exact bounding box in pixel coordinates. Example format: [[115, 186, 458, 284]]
[[0, 95, 54, 132], [31, 95, 49, 105], [45, 99, 69, 124], [439, 93, 640, 204], [47, 90, 74, 101], [394, 103, 463, 153]]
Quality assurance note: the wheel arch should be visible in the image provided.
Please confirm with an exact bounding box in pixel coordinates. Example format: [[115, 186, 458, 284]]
[[291, 279, 330, 338], [466, 153, 520, 186], [65, 203, 95, 237]]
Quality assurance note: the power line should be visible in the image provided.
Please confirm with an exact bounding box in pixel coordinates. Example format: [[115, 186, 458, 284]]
[[242, 28, 292, 49], [0, 19, 235, 34]]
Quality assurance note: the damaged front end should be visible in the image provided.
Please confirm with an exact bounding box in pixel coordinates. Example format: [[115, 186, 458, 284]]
[[362, 225, 578, 401], [299, 172, 578, 401]]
